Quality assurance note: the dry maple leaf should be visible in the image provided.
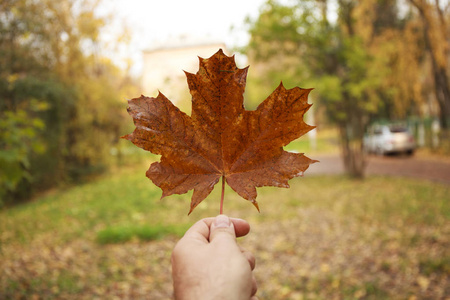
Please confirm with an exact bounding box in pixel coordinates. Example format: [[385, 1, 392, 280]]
[[123, 49, 317, 214]]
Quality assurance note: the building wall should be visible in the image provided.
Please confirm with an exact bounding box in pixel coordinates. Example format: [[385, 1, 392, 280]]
[[141, 43, 227, 106]]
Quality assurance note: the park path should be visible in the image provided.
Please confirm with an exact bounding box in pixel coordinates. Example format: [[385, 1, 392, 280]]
[[307, 153, 450, 185]]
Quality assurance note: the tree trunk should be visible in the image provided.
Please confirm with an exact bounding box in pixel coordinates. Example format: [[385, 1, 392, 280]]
[[410, 0, 450, 129], [432, 61, 450, 129], [337, 0, 367, 178], [338, 91, 368, 178], [339, 120, 367, 178]]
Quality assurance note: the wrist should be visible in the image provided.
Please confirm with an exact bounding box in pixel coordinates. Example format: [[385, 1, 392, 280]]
[[174, 279, 247, 300]]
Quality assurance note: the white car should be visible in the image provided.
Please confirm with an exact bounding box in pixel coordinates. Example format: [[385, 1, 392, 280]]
[[364, 125, 415, 155]]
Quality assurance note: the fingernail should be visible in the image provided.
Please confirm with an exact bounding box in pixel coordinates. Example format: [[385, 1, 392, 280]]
[[214, 214, 231, 228]]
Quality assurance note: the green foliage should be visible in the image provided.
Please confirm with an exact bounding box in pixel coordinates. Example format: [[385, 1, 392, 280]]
[[244, 0, 427, 177], [0, 100, 47, 205], [247, 0, 380, 123], [0, 0, 137, 202], [96, 224, 188, 244]]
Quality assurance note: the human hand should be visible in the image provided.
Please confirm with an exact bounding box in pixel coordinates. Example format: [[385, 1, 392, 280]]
[[171, 215, 258, 300]]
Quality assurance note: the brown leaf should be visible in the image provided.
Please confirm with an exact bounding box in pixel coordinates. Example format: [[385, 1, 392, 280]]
[[123, 49, 317, 214]]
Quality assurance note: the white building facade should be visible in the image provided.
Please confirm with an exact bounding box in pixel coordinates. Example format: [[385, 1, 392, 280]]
[[141, 37, 227, 108]]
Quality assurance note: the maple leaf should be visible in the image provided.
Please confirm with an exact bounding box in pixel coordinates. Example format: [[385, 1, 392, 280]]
[[123, 49, 317, 214]]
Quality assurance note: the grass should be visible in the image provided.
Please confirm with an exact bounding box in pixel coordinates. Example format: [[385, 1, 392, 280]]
[[1, 161, 449, 299], [284, 127, 340, 154], [0, 162, 198, 248], [96, 224, 188, 244], [419, 257, 450, 276]]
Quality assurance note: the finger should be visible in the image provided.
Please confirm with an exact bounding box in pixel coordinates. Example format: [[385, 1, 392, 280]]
[[208, 214, 236, 243], [241, 248, 256, 270], [200, 217, 250, 238], [181, 218, 212, 244], [251, 276, 258, 296], [231, 218, 251, 238], [182, 215, 251, 244]]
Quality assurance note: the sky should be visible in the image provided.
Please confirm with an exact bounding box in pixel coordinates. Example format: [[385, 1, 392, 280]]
[[100, 0, 268, 75]]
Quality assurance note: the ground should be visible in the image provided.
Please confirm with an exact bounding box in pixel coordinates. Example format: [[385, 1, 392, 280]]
[[1, 155, 449, 299], [310, 153, 450, 184]]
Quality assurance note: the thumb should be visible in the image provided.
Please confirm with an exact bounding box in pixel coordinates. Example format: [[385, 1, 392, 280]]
[[209, 214, 237, 243]]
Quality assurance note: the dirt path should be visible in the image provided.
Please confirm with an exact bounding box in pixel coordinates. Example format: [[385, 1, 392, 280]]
[[307, 153, 450, 185]]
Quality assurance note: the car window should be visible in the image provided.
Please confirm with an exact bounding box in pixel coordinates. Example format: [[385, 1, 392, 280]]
[[389, 127, 408, 133], [374, 129, 382, 135]]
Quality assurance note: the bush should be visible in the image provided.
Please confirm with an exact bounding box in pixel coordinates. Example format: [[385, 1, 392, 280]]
[[96, 224, 188, 245], [0, 101, 47, 206]]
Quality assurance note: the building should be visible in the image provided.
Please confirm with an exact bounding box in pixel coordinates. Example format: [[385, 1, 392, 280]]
[[141, 36, 227, 108]]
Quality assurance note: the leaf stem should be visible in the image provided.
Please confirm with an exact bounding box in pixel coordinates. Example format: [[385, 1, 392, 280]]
[[220, 175, 225, 214]]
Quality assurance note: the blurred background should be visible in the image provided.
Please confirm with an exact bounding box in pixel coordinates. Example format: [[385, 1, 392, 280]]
[[1, 0, 449, 299]]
